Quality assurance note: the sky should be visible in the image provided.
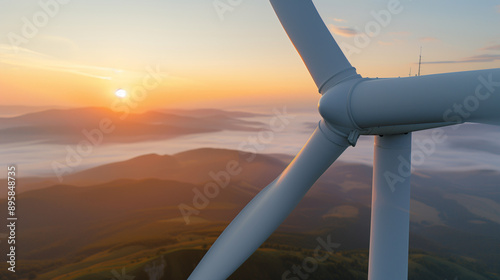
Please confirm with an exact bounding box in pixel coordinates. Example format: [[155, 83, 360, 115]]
[[0, 0, 499, 111]]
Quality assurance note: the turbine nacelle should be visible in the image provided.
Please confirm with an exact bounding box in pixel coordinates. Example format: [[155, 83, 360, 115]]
[[319, 69, 500, 141]]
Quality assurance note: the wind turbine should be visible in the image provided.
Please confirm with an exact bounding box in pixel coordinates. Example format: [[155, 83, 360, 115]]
[[188, 1, 500, 279]]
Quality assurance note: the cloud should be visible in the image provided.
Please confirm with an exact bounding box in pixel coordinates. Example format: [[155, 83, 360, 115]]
[[419, 37, 439, 42], [481, 44, 500, 51], [327, 24, 359, 37], [461, 54, 500, 63], [450, 139, 500, 156], [0, 44, 116, 80], [327, 17, 346, 23], [422, 54, 500, 64]]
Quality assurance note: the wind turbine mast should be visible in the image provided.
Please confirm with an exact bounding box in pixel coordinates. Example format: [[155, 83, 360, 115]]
[[418, 46, 422, 76]]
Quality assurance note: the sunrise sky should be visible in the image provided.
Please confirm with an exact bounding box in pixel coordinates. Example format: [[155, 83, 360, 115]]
[[1, 0, 499, 110]]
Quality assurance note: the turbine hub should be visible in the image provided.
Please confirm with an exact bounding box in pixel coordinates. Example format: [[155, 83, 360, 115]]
[[318, 77, 366, 145]]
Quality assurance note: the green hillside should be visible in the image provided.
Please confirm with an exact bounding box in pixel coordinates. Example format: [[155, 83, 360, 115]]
[[0, 148, 499, 279]]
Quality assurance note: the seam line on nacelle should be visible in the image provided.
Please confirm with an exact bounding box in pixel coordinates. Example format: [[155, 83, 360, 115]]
[[347, 78, 372, 132], [318, 67, 360, 93]]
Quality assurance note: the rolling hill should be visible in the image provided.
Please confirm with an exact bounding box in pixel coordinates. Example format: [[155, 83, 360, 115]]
[[0, 148, 499, 279]]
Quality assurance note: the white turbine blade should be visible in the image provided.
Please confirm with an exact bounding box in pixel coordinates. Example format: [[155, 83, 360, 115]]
[[188, 124, 349, 280], [270, 0, 360, 92], [320, 68, 500, 130]]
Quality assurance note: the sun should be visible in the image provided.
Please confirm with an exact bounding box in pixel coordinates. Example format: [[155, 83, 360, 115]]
[[115, 89, 127, 98]]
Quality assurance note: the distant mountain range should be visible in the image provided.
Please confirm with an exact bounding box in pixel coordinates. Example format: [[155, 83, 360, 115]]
[[0, 148, 499, 279], [0, 107, 265, 145], [2, 106, 500, 180], [0, 105, 69, 117]]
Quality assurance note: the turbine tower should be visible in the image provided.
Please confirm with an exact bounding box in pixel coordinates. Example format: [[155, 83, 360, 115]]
[[188, 1, 500, 279], [418, 46, 422, 76]]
